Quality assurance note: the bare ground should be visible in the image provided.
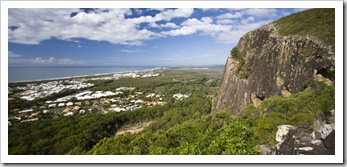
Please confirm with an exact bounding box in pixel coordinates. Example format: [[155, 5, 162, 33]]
[[115, 121, 153, 136]]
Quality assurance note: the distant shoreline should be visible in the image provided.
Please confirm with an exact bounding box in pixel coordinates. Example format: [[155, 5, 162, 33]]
[[8, 67, 164, 84], [8, 65, 224, 84]]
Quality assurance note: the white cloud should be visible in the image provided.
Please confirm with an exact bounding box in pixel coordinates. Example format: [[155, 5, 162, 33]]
[[200, 8, 220, 12], [8, 8, 294, 47], [129, 8, 194, 24], [32, 57, 81, 65], [201, 17, 213, 23], [216, 12, 242, 19], [8, 51, 22, 58], [160, 22, 179, 29], [241, 16, 255, 24], [244, 8, 278, 18], [161, 26, 196, 36], [163, 18, 232, 41], [8, 8, 191, 46], [58, 58, 80, 65], [120, 49, 150, 53], [150, 8, 165, 11], [216, 19, 234, 24], [77, 45, 83, 48]]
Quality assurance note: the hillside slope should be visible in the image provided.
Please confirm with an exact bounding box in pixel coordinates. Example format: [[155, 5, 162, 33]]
[[212, 8, 335, 115]]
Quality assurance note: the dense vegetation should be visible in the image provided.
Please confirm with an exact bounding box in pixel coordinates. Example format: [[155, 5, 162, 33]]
[[275, 8, 335, 47], [230, 47, 252, 79], [8, 67, 334, 155], [87, 99, 258, 155], [87, 83, 334, 154], [242, 83, 334, 146]]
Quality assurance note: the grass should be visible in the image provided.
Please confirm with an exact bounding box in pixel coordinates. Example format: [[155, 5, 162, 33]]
[[230, 47, 252, 79], [274, 8, 335, 47], [242, 83, 334, 146]]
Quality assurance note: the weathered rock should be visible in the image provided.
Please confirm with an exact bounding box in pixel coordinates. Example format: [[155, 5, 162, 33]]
[[312, 132, 321, 140], [327, 110, 335, 124], [276, 125, 294, 143], [212, 9, 335, 115], [319, 124, 333, 139], [310, 140, 322, 145], [281, 89, 291, 98], [258, 145, 272, 155], [323, 130, 335, 149], [314, 74, 333, 86], [273, 124, 335, 155], [250, 93, 262, 107]]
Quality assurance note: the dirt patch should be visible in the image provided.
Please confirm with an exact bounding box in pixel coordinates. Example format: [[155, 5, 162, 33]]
[[115, 121, 152, 136]]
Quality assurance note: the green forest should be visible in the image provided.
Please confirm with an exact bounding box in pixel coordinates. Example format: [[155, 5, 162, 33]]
[[8, 68, 334, 155]]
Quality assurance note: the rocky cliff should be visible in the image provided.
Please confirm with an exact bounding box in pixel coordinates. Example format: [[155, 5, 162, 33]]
[[212, 9, 335, 115]]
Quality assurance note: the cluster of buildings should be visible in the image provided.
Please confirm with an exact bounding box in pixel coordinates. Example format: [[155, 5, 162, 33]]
[[9, 85, 191, 124], [8, 68, 193, 125], [173, 93, 190, 100], [191, 68, 209, 70], [113, 71, 160, 79], [16, 80, 94, 101], [89, 76, 115, 80]]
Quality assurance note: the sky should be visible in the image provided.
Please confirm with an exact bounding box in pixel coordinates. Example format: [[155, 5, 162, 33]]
[[8, 8, 306, 67]]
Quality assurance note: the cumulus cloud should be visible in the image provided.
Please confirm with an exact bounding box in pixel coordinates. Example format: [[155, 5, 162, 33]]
[[162, 17, 234, 43], [120, 49, 150, 53], [244, 8, 278, 18], [160, 22, 179, 29], [129, 8, 194, 24], [32, 57, 82, 65], [241, 16, 255, 24], [200, 8, 220, 12], [216, 19, 234, 24], [8, 51, 22, 58], [8, 8, 295, 46], [8, 8, 193, 46], [161, 26, 196, 36], [216, 12, 243, 19]]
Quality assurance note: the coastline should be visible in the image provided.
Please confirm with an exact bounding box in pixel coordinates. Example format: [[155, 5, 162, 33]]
[[9, 67, 164, 84]]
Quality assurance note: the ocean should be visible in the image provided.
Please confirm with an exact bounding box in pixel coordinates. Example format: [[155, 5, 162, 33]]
[[8, 66, 158, 83]]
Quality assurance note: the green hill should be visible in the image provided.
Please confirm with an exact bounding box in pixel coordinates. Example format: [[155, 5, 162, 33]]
[[274, 8, 335, 47]]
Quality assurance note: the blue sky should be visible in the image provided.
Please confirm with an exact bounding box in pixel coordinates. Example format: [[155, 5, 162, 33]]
[[8, 8, 305, 67]]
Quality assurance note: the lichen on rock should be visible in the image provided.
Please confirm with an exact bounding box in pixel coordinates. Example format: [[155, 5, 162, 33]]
[[212, 8, 335, 115]]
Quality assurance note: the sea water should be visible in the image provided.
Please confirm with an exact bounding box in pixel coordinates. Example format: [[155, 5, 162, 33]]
[[8, 66, 157, 83]]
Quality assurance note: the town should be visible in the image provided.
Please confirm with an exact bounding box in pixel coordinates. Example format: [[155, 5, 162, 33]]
[[8, 70, 189, 125]]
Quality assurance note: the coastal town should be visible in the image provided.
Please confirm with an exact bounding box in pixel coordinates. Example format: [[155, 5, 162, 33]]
[[8, 70, 189, 125]]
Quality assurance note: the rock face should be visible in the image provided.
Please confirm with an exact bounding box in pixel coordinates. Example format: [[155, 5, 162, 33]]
[[212, 9, 335, 115], [273, 124, 334, 155], [273, 124, 335, 155], [260, 110, 335, 155]]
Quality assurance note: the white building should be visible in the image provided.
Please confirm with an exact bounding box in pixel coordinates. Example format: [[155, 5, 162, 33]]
[[66, 102, 74, 107], [110, 107, 126, 112], [146, 93, 156, 98], [58, 103, 65, 107], [173, 93, 189, 100], [64, 112, 74, 116], [19, 109, 33, 114], [135, 99, 144, 104], [48, 104, 57, 108]]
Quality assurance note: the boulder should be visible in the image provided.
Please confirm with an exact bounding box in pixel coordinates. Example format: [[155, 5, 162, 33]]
[[323, 130, 335, 149], [276, 125, 294, 143], [259, 145, 273, 155], [319, 124, 333, 139]]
